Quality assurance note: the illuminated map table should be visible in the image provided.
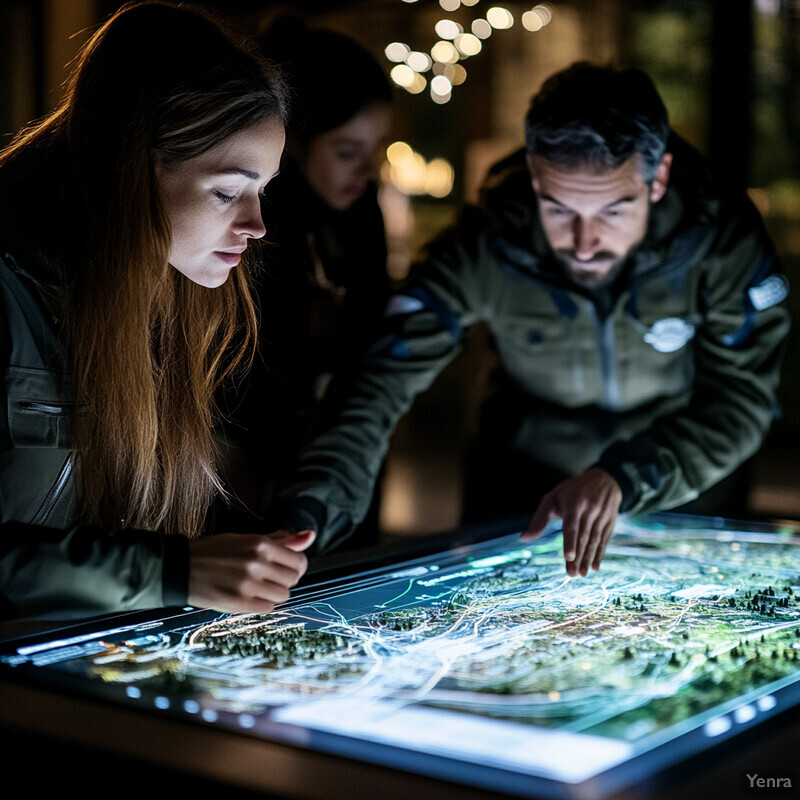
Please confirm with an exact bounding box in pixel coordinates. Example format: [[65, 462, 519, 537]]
[[2, 512, 800, 799]]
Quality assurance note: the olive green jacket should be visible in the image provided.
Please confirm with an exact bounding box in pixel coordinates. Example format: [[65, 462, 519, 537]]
[[0, 253, 187, 620], [277, 137, 791, 552]]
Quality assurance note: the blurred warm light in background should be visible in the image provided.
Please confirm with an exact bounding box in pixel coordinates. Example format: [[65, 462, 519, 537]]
[[486, 6, 514, 29], [471, 18, 493, 38], [425, 158, 457, 198], [388, 3, 553, 102], [390, 63, 420, 91], [384, 141, 455, 199], [435, 19, 463, 39], [430, 74, 453, 103], [522, 3, 554, 30], [438, 62, 467, 84], [381, 142, 453, 276], [431, 40, 460, 63], [455, 32, 482, 55], [385, 41, 411, 62], [407, 50, 433, 72]]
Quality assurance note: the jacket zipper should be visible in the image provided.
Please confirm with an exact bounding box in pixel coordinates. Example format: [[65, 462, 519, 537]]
[[31, 452, 74, 525], [19, 400, 73, 415], [586, 300, 621, 410]]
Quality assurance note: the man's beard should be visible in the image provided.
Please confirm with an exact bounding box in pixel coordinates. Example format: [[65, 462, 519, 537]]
[[552, 201, 651, 291], [555, 251, 629, 289]]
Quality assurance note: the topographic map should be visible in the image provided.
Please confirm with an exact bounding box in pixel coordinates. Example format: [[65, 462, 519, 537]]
[[5, 515, 800, 787]]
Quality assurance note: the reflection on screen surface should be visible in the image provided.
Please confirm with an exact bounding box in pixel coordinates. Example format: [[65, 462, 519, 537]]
[[3, 514, 800, 798]]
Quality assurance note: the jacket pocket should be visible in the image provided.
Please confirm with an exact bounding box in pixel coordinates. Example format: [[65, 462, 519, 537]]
[[8, 398, 75, 448], [6, 367, 76, 449]]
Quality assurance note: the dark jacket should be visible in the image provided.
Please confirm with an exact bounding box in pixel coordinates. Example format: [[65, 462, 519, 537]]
[[277, 136, 791, 551], [0, 253, 188, 620], [221, 158, 390, 518]]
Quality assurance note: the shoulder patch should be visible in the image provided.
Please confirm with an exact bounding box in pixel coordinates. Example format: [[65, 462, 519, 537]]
[[385, 294, 425, 317], [748, 274, 788, 311]]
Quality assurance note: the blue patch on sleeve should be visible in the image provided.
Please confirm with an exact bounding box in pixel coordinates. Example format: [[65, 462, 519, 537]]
[[723, 256, 785, 347]]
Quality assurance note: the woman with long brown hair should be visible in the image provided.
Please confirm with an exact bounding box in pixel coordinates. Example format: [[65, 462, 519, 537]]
[[0, 1, 314, 620]]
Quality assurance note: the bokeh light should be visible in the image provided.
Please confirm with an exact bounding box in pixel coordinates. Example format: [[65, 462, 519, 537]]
[[471, 18, 493, 38], [444, 63, 467, 85], [385, 141, 453, 198], [431, 40, 460, 64], [454, 32, 482, 56], [390, 63, 416, 88], [522, 4, 554, 31], [435, 19, 463, 40], [425, 158, 455, 198], [385, 42, 411, 63], [486, 6, 514, 29], [407, 73, 427, 94], [386, 0, 525, 104], [391, 65, 427, 94], [534, 3, 554, 24], [406, 50, 433, 72], [521, 10, 543, 31], [430, 74, 453, 96]]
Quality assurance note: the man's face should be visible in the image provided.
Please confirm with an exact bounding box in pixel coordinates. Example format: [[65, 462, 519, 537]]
[[527, 152, 672, 289]]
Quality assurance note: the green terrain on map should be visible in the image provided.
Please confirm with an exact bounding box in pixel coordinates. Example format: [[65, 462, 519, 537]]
[[87, 520, 800, 745]]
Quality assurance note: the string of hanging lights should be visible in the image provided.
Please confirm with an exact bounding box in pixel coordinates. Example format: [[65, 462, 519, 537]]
[[386, 1, 554, 104]]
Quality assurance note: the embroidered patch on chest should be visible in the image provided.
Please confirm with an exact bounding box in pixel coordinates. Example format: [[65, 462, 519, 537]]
[[643, 317, 696, 353]]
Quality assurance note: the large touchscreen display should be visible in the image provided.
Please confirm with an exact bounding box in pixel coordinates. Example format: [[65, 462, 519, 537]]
[[3, 514, 799, 798]]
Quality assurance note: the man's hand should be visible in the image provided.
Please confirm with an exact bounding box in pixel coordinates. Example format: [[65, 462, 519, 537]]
[[520, 468, 621, 576], [188, 529, 316, 613]]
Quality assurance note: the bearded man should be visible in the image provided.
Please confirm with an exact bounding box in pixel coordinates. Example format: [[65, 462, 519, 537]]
[[273, 62, 790, 577]]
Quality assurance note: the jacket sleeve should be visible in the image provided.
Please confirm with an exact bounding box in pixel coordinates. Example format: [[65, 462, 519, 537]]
[[0, 520, 189, 620], [597, 198, 791, 514], [0, 254, 190, 621], [275, 209, 491, 553]]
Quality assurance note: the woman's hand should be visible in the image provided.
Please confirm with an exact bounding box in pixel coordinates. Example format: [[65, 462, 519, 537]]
[[188, 529, 315, 613]]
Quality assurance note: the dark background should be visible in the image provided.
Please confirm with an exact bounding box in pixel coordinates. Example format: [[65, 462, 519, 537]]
[[2, 0, 798, 534]]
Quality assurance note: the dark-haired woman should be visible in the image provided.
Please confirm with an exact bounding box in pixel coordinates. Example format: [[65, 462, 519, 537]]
[[0, 2, 314, 621], [221, 20, 393, 552]]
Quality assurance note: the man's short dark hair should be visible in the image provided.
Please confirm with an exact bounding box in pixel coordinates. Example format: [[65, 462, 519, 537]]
[[525, 62, 670, 182]]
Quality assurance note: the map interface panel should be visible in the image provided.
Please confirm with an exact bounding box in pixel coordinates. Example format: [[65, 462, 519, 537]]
[[3, 513, 800, 799]]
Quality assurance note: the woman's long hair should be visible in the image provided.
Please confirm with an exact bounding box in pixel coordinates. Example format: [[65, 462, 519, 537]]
[[0, 2, 288, 536]]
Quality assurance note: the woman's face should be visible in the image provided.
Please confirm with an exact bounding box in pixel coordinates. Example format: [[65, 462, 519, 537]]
[[300, 103, 392, 211], [158, 117, 286, 288]]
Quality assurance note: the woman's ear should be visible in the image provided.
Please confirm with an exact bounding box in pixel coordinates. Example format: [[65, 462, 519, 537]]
[[650, 152, 673, 203]]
